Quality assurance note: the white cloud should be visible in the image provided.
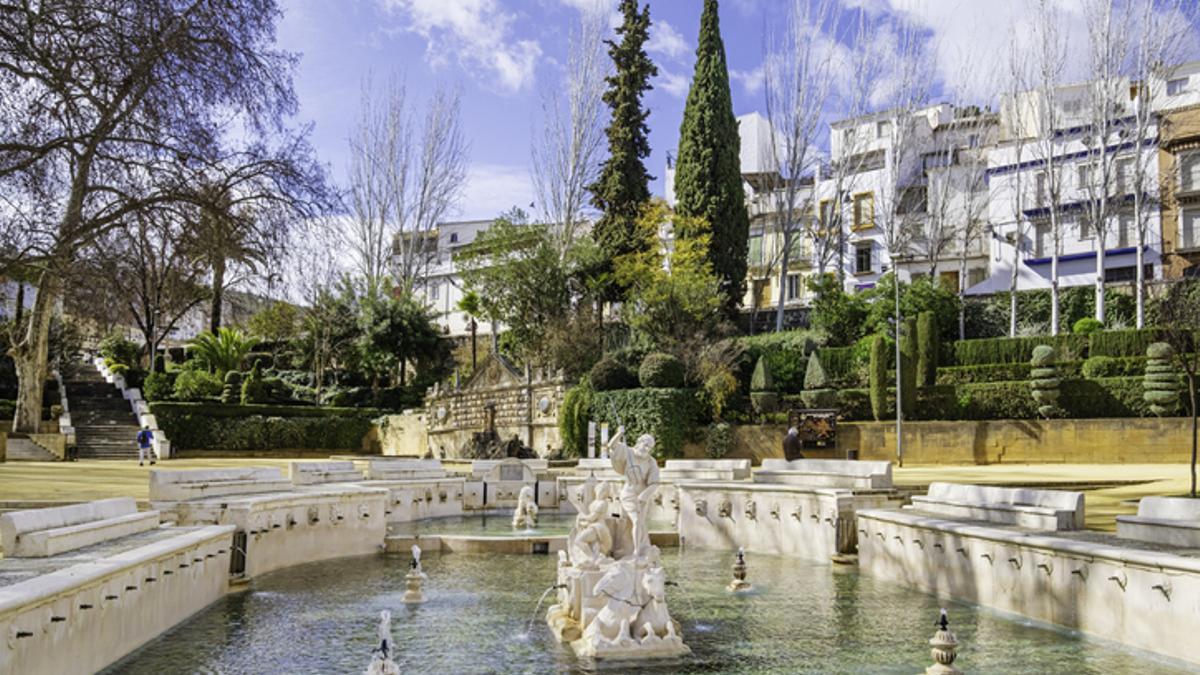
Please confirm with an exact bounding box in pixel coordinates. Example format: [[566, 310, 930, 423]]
[[647, 21, 690, 62], [731, 64, 765, 95], [656, 68, 690, 98], [384, 0, 542, 93], [459, 163, 536, 220]]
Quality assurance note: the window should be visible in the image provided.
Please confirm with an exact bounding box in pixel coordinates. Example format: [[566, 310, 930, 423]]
[[852, 193, 874, 230], [1183, 208, 1200, 250], [855, 243, 872, 274], [1107, 265, 1154, 283], [967, 267, 987, 287], [786, 274, 802, 301], [876, 120, 892, 139], [1034, 222, 1052, 257], [1168, 77, 1188, 96], [819, 200, 834, 229], [449, 232, 459, 244], [1078, 214, 1094, 240], [786, 236, 808, 263], [1062, 98, 1084, 116], [747, 234, 764, 266], [967, 133, 980, 149], [1115, 157, 1133, 195], [842, 128, 854, 146], [430, 281, 440, 301], [939, 270, 959, 292], [1117, 212, 1133, 248], [1035, 172, 1047, 206], [1078, 163, 1094, 190], [1181, 152, 1200, 193]]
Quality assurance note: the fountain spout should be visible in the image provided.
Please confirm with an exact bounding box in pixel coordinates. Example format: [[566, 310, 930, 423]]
[[403, 545, 426, 604], [727, 547, 752, 593], [364, 610, 400, 675]]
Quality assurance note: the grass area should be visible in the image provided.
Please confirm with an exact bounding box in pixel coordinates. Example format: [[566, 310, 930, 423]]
[[0, 459, 1193, 531]]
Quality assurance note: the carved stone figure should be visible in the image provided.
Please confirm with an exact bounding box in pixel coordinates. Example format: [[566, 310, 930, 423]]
[[582, 560, 639, 646], [568, 498, 613, 568], [607, 429, 659, 558], [512, 485, 539, 529], [635, 566, 680, 643]]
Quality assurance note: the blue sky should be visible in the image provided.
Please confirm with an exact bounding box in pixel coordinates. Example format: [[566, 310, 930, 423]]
[[276, 0, 1197, 221]]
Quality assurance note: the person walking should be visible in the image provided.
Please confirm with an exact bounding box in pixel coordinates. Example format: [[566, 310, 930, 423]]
[[137, 426, 156, 466]]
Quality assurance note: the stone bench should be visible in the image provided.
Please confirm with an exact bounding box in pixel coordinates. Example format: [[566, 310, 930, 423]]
[[149, 467, 292, 503], [908, 482, 1084, 531], [366, 459, 447, 481], [470, 458, 548, 479], [1117, 497, 1200, 548], [290, 461, 363, 485], [755, 459, 893, 490], [575, 458, 618, 477], [0, 497, 160, 557], [660, 459, 751, 482]]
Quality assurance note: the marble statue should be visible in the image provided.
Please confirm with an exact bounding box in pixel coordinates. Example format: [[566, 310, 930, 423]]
[[547, 431, 688, 660], [512, 485, 539, 529], [365, 610, 400, 675], [607, 429, 659, 558]]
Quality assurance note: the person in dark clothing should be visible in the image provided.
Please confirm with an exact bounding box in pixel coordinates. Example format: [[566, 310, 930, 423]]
[[136, 426, 156, 466], [782, 427, 804, 461]]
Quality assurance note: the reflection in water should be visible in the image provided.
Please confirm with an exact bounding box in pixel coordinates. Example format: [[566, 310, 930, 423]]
[[390, 513, 674, 538], [104, 549, 1191, 675]]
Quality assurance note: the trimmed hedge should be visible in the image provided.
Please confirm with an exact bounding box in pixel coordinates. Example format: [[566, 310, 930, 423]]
[[591, 388, 702, 459], [1080, 356, 1148, 379], [558, 382, 593, 457], [589, 358, 638, 391], [1089, 329, 1167, 358], [814, 347, 859, 388], [639, 353, 685, 388], [953, 334, 1088, 366], [740, 330, 818, 394], [150, 402, 380, 451]]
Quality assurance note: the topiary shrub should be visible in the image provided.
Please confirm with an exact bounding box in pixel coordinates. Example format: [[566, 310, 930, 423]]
[[1029, 344, 1061, 418], [749, 356, 778, 415], [558, 380, 593, 457], [705, 421, 733, 459], [869, 334, 887, 421], [221, 370, 245, 404], [1072, 318, 1103, 335], [800, 350, 837, 409], [1143, 342, 1181, 416], [589, 357, 638, 391], [241, 364, 270, 404], [142, 371, 175, 401], [591, 388, 702, 458], [916, 311, 937, 387], [638, 352, 685, 388], [173, 369, 223, 401], [900, 317, 918, 420]]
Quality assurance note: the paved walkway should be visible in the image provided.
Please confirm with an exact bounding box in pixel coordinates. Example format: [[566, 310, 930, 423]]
[[0, 459, 1193, 531]]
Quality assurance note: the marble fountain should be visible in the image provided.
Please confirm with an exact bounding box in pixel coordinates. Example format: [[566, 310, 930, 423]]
[[4, 436, 1200, 673]]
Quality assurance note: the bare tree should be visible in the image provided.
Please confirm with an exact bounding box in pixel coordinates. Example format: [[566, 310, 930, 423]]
[[1157, 279, 1200, 496], [1003, 30, 1033, 337], [348, 74, 468, 296], [532, 6, 609, 259], [760, 0, 837, 330], [0, 0, 325, 433], [1125, 0, 1196, 328]]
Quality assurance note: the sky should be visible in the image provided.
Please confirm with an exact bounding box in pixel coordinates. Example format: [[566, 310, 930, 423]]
[[275, 0, 1198, 222]]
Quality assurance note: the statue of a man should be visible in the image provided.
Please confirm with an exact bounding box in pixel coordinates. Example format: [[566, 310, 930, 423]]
[[607, 428, 659, 558]]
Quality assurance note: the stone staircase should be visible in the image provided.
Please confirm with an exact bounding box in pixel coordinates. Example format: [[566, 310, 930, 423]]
[[65, 364, 140, 461]]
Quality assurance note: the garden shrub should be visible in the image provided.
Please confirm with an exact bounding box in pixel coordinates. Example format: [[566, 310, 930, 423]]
[[800, 352, 837, 409], [1061, 377, 1152, 417], [1089, 328, 1167, 358], [150, 402, 376, 451], [371, 386, 422, 410], [1029, 345, 1061, 418], [869, 335, 887, 421], [589, 358, 638, 391], [0, 399, 15, 419], [1143, 342, 1181, 416], [321, 386, 373, 408], [836, 388, 872, 420], [173, 369, 222, 401], [108, 363, 129, 377], [1072, 318, 1103, 335], [222, 370, 245, 404], [914, 385, 960, 420], [99, 331, 140, 368], [1081, 356, 1148, 379], [899, 318, 917, 420], [740, 330, 819, 393], [558, 380, 593, 457], [142, 371, 175, 401], [638, 352, 685, 388], [917, 311, 937, 387], [958, 382, 1041, 419], [749, 356, 778, 415], [815, 346, 858, 386], [241, 365, 270, 404], [952, 334, 1087, 366], [705, 422, 733, 459], [244, 351, 273, 370], [591, 388, 702, 459]]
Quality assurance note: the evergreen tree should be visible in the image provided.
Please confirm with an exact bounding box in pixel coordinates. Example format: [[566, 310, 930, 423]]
[[589, 0, 657, 288], [673, 0, 749, 316]]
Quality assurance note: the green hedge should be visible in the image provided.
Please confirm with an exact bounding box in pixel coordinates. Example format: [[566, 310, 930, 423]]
[[953, 334, 1088, 366], [1088, 329, 1166, 358], [1080, 356, 1148, 379], [150, 402, 379, 451], [816, 346, 859, 387], [590, 388, 702, 459], [740, 330, 818, 394]]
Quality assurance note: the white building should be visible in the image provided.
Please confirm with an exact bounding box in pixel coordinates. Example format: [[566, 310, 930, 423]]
[[404, 219, 496, 338]]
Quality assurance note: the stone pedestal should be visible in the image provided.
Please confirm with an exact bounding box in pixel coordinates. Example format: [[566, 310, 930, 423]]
[[403, 566, 425, 604], [925, 611, 961, 675], [727, 548, 752, 593]]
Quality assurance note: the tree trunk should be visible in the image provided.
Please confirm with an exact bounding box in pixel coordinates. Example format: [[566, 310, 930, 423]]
[[1135, 211, 1146, 329], [13, 282, 23, 323], [774, 233, 791, 333], [1095, 241, 1106, 324], [210, 258, 226, 334], [11, 270, 58, 434], [957, 249, 967, 341], [470, 320, 477, 371], [1190, 376, 1197, 498], [1050, 224, 1060, 336], [399, 356, 407, 387]]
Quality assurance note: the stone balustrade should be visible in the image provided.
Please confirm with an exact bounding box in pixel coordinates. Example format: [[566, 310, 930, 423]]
[[660, 459, 751, 482], [1, 498, 161, 558], [909, 483, 1085, 531], [365, 459, 447, 481], [755, 459, 893, 490], [290, 461, 363, 485], [1116, 496, 1200, 548], [149, 468, 292, 507], [0, 524, 234, 675]]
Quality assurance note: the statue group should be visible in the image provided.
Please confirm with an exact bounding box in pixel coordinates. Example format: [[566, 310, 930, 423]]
[[546, 429, 690, 659]]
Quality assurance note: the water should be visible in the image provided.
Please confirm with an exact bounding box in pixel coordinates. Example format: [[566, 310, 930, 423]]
[[390, 513, 674, 538], [103, 550, 1194, 674]]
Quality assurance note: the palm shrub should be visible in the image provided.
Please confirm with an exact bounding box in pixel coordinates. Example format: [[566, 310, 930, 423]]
[[800, 351, 837, 409], [1143, 342, 1181, 416], [916, 311, 937, 387], [1029, 345, 1061, 418], [188, 328, 257, 377], [749, 356, 778, 415], [869, 334, 888, 421], [899, 318, 917, 420]]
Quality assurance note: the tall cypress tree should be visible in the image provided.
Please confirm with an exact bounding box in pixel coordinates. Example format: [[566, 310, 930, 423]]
[[589, 0, 657, 286], [673, 0, 748, 316]]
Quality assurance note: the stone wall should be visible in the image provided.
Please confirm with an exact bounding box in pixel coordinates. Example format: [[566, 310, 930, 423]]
[[684, 418, 1198, 465], [375, 412, 430, 457], [425, 355, 568, 458]]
